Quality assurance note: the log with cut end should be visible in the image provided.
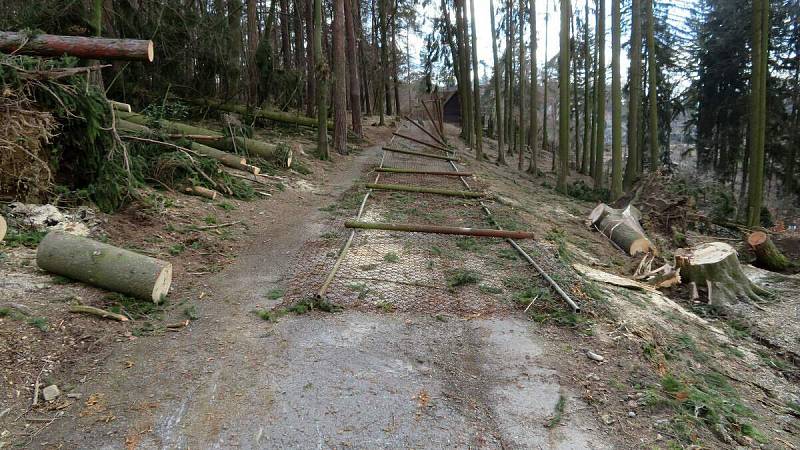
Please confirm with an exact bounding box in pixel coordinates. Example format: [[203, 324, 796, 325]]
[[185, 186, 219, 200], [747, 231, 789, 272], [109, 100, 131, 113], [187, 141, 257, 173], [36, 232, 172, 303], [674, 242, 769, 307], [0, 32, 154, 62], [589, 203, 655, 256], [0, 215, 6, 241], [117, 112, 291, 166]]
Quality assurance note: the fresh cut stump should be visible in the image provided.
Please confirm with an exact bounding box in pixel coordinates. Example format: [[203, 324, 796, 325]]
[[36, 232, 172, 302]]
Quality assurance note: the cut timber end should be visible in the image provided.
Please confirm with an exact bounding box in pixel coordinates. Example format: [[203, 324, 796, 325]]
[[36, 232, 172, 302], [185, 186, 219, 200], [0, 215, 6, 241], [0, 32, 154, 62], [674, 242, 769, 307], [747, 231, 789, 272], [589, 203, 655, 256]]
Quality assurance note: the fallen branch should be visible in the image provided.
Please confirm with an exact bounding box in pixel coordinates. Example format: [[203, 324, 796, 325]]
[[365, 183, 483, 198], [345, 221, 535, 239], [69, 305, 129, 322]]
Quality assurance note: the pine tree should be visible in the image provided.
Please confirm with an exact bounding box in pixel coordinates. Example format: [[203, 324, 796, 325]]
[[646, 0, 658, 171], [746, 0, 769, 226], [517, 0, 527, 170], [470, 0, 483, 159], [625, 0, 642, 188], [491, 0, 507, 165], [610, 0, 623, 199], [332, 0, 348, 154], [593, 0, 606, 187], [313, 0, 329, 159], [528, 0, 539, 174], [557, 0, 571, 192]]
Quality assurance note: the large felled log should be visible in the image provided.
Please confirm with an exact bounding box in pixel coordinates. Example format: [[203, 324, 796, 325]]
[[117, 112, 292, 167], [747, 231, 789, 272], [0, 215, 6, 241], [185, 186, 220, 200], [190, 99, 333, 130], [0, 31, 154, 62], [37, 232, 172, 302], [674, 242, 769, 307], [589, 203, 655, 256]]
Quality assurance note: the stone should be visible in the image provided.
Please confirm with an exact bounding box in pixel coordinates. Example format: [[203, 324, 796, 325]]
[[586, 351, 605, 362], [42, 385, 60, 401]]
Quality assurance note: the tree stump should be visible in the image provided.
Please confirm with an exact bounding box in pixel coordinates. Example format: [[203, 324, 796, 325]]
[[589, 203, 655, 256], [674, 242, 769, 307], [36, 232, 172, 302], [747, 231, 789, 272]]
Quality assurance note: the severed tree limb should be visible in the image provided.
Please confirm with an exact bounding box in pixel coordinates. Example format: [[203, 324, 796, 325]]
[[69, 305, 129, 322]]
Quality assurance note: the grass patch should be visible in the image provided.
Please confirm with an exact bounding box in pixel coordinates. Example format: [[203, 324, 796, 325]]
[[496, 248, 519, 260], [545, 394, 567, 428], [26, 316, 48, 331], [216, 201, 236, 211], [383, 251, 400, 263], [183, 305, 199, 320], [359, 263, 378, 271], [266, 288, 285, 300], [545, 228, 572, 263], [455, 237, 480, 252], [169, 244, 186, 256], [446, 269, 481, 288], [4, 229, 46, 248], [479, 285, 503, 294], [105, 293, 165, 321], [0, 307, 10, 317]]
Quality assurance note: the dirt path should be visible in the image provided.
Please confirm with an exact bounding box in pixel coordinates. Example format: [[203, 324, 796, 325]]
[[35, 131, 612, 449]]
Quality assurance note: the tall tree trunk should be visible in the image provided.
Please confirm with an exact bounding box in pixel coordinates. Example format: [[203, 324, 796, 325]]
[[527, 0, 539, 174], [294, 1, 304, 72], [313, 0, 329, 159], [505, 1, 514, 153], [344, 0, 363, 137], [746, 0, 769, 227], [542, 9, 549, 163], [589, 2, 598, 177], [581, 0, 591, 174], [227, 0, 243, 98], [378, 0, 388, 124], [280, 0, 291, 67], [333, 0, 348, 154], [624, 0, 642, 189], [646, 0, 658, 171], [392, 3, 401, 115], [557, 0, 571, 192], [470, 0, 483, 159], [305, 0, 316, 116], [610, 0, 623, 199], [490, 0, 506, 165], [572, 14, 581, 172], [593, 0, 606, 187], [517, 0, 526, 169], [246, 0, 259, 105]]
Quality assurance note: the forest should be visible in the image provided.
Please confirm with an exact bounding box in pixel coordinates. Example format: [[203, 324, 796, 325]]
[[1, 0, 799, 448]]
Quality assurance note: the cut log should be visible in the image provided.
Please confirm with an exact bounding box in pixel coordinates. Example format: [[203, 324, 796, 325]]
[[0, 32, 154, 62], [376, 167, 473, 177], [747, 231, 789, 272], [186, 141, 254, 172], [190, 99, 333, 130], [589, 203, 655, 256], [36, 232, 172, 303], [185, 186, 219, 200], [0, 215, 6, 241], [109, 100, 131, 113], [674, 242, 769, 307], [69, 305, 129, 322], [345, 221, 535, 239], [365, 183, 484, 198], [117, 112, 291, 165]]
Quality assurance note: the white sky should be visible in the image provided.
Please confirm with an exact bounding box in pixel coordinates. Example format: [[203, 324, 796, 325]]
[[404, 0, 635, 84]]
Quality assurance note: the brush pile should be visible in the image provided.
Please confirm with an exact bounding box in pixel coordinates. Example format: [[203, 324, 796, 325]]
[[0, 54, 291, 212]]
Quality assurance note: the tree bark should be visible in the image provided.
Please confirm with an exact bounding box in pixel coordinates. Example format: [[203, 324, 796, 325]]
[[589, 204, 654, 256], [746, 0, 769, 227], [610, 0, 623, 199], [581, 0, 591, 174], [675, 242, 769, 307], [624, 0, 642, 189], [37, 232, 172, 302], [280, 0, 292, 67], [470, 0, 483, 159], [527, 0, 538, 174], [185, 186, 220, 200], [646, 0, 659, 171], [593, 0, 606, 188], [490, 0, 506, 165], [0, 32, 153, 61], [332, 0, 348, 155], [344, 0, 363, 137], [246, 0, 260, 104], [517, 0, 527, 170], [314, 0, 329, 158], [747, 231, 789, 272], [378, 0, 388, 124], [557, 0, 571, 192]]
